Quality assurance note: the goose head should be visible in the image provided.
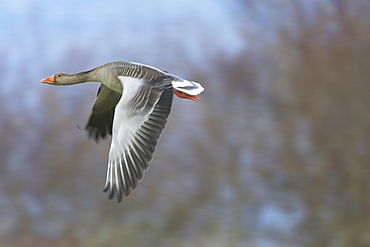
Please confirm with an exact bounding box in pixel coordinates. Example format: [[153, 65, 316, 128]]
[[41, 72, 89, 85]]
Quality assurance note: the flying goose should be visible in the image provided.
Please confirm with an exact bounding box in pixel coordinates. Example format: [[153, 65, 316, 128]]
[[41, 61, 204, 202]]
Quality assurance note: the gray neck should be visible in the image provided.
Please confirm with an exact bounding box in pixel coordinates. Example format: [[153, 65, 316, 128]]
[[69, 67, 121, 93]]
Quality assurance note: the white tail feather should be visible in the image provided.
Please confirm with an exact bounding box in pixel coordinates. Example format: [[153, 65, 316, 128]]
[[172, 80, 204, 95]]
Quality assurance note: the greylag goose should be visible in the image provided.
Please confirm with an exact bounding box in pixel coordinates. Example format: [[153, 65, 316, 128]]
[[41, 61, 204, 202]]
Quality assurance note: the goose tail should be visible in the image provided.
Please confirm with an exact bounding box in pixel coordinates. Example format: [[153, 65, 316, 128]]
[[172, 79, 204, 96]]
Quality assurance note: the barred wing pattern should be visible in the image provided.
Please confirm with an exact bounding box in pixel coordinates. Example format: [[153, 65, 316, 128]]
[[103, 76, 173, 202]]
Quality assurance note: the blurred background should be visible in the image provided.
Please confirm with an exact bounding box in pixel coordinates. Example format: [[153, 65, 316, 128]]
[[0, 0, 369, 246]]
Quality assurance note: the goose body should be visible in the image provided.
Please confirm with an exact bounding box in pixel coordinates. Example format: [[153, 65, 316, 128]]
[[41, 61, 204, 202]]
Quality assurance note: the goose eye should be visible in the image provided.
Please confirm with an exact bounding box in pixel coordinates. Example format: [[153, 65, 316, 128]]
[[57, 74, 61, 77]]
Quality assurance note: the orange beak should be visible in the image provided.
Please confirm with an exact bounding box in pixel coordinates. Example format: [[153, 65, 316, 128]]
[[41, 75, 55, 84], [173, 89, 201, 102]]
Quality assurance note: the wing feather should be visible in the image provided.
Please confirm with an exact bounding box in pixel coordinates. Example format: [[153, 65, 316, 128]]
[[85, 85, 121, 141], [103, 76, 173, 202]]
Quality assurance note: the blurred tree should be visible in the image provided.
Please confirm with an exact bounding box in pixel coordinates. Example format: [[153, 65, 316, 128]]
[[274, 1, 370, 246]]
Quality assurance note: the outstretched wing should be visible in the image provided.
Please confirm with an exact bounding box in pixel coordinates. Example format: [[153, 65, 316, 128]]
[[103, 76, 173, 202], [85, 85, 121, 141]]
